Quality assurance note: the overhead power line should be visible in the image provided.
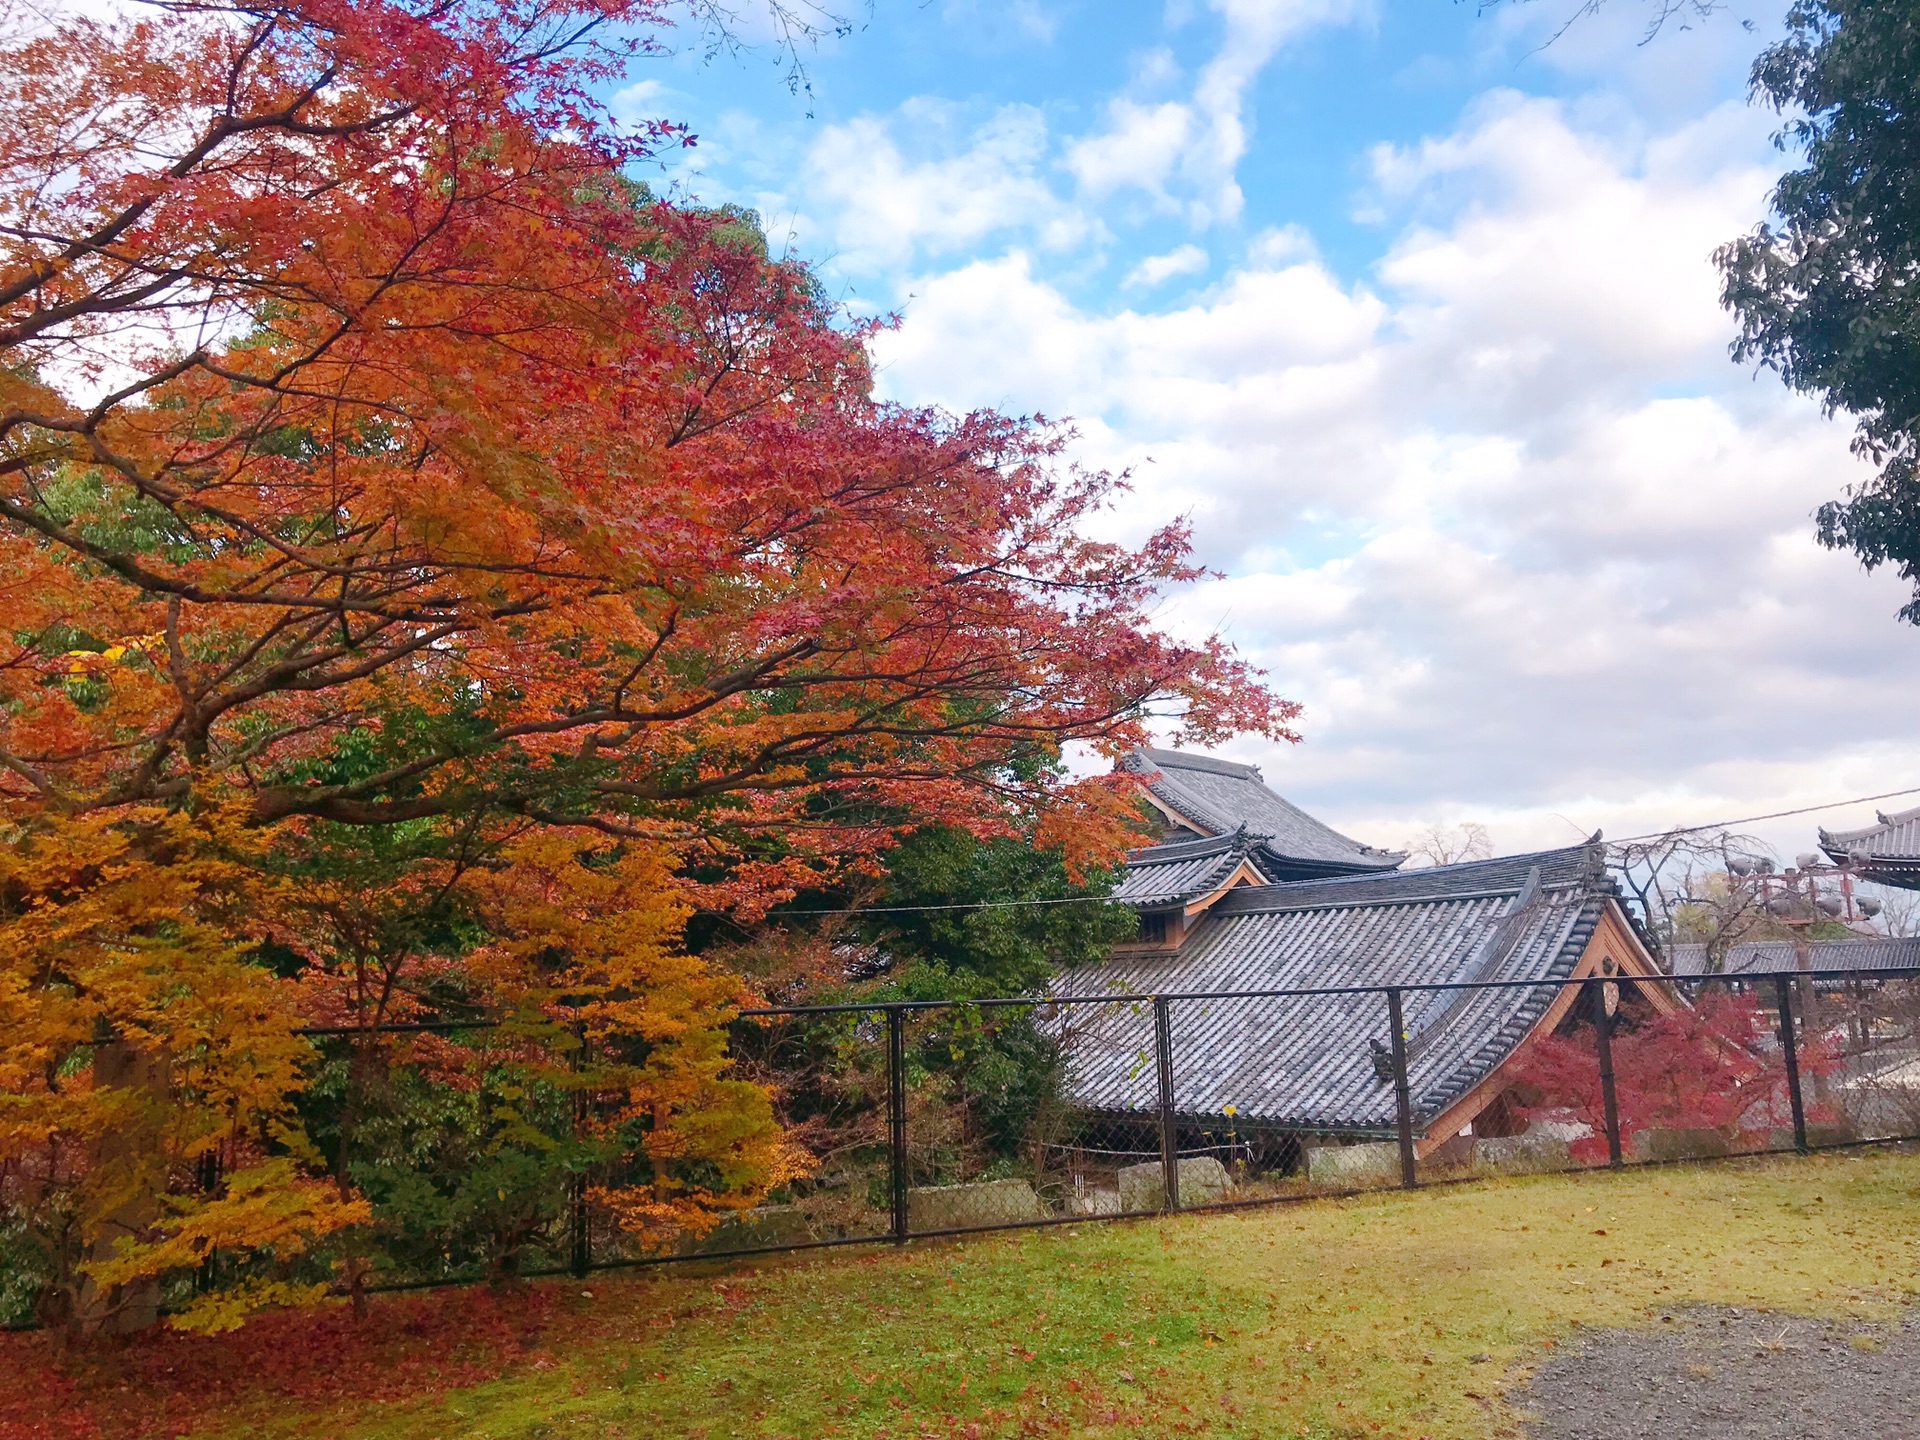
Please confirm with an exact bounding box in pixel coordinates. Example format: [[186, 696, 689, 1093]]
[[1603, 784, 1920, 848], [764, 893, 1124, 918], [723, 784, 1920, 922]]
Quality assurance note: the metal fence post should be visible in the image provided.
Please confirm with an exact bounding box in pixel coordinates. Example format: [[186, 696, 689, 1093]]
[[1589, 977, 1623, 1168], [1774, 974, 1809, 1155], [1386, 988, 1417, 1189], [1153, 996, 1180, 1212], [570, 1023, 590, 1278], [195, 1145, 222, 1294], [569, 1170, 590, 1277], [888, 1006, 908, 1242]]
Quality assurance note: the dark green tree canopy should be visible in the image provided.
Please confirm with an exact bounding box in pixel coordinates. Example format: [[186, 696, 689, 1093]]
[[848, 825, 1135, 999], [1717, 0, 1920, 619]]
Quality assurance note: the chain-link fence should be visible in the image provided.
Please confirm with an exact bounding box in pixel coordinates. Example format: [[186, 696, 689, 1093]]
[[277, 965, 1920, 1292]]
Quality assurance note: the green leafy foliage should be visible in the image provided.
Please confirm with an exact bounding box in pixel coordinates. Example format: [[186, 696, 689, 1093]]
[[0, 1212, 51, 1328], [297, 1052, 587, 1285], [854, 825, 1134, 999], [1718, 0, 1920, 617], [713, 825, 1135, 1205], [853, 828, 1135, 1168]]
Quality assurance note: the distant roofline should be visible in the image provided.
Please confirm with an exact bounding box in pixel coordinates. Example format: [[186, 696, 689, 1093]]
[[1670, 937, 1920, 954], [1668, 935, 1920, 976]]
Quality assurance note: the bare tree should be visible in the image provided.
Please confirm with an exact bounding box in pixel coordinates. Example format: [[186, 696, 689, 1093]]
[[1858, 883, 1920, 939], [1608, 828, 1778, 972], [1480, 0, 1733, 49], [1407, 822, 1494, 868], [680, 2, 864, 101]]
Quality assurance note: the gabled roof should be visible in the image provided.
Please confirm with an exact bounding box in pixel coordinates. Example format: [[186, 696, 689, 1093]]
[[1119, 747, 1405, 880], [1113, 830, 1270, 911], [1054, 841, 1632, 1134], [1821, 806, 1920, 888], [1669, 937, 1920, 978]]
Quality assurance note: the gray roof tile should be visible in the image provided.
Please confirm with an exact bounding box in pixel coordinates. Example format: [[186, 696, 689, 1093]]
[[1114, 831, 1268, 909], [1054, 841, 1613, 1134], [1668, 937, 1920, 977], [1120, 747, 1405, 877], [1821, 807, 1920, 881]]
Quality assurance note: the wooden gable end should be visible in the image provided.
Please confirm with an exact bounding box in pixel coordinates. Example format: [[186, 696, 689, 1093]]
[[1414, 898, 1675, 1158], [1130, 777, 1212, 840], [1115, 858, 1270, 954]]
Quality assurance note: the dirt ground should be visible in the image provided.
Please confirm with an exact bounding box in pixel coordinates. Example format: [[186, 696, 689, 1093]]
[[1517, 1306, 1920, 1439]]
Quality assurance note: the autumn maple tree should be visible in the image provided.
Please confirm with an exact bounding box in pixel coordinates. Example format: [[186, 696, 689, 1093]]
[[0, 0, 1291, 1330], [1510, 990, 1836, 1163]]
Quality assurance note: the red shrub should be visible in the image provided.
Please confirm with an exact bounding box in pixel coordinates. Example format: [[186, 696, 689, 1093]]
[[1510, 989, 1835, 1164]]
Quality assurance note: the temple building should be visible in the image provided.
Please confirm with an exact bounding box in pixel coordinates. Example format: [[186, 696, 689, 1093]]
[[1819, 806, 1920, 890], [1053, 751, 1671, 1163], [1118, 746, 1407, 879]]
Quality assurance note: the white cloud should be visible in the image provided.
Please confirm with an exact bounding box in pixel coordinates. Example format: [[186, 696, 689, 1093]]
[[871, 95, 1920, 855], [1187, 0, 1376, 219], [940, 0, 1062, 43], [1066, 100, 1197, 203], [1123, 244, 1210, 288], [1069, 0, 1371, 224], [1482, 0, 1791, 126], [611, 78, 670, 121], [701, 0, 1362, 285], [1367, 93, 1776, 427], [789, 102, 1090, 272], [1248, 224, 1318, 266]]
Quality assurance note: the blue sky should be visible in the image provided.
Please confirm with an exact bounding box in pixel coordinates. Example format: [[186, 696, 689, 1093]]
[[631, 0, 1767, 291], [613, 0, 1920, 867]]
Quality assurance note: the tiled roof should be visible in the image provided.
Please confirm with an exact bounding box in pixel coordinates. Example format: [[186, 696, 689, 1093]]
[[1053, 842, 1615, 1134], [1668, 938, 1920, 978], [1113, 830, 1268, 910], [1206, 845, 1598, 916], [1119, 747, 1405, 879], [1821, 806, 1920, 874]]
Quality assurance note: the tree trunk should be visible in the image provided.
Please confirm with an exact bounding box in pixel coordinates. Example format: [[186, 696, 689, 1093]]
[[69, 1042, 168, 1339], [334, 1038, 387, 1321]]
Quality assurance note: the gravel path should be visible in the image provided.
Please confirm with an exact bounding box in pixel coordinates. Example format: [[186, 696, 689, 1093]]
[[1517, 1307, 1920, 1439]]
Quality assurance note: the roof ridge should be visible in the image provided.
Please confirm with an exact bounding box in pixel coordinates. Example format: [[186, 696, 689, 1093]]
[[1824, 803, 1920, 840], [1720, 935, 1920, 950], [1206, 842, 1602, 914], [1125, 829, 1253, 864], [1330, 841, 1596, 884], [1127, 745, 1264, 779], [1118, 746, 1407, 874]]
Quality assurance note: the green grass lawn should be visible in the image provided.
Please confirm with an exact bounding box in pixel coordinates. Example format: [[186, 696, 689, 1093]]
[[11, 1149, 1920, 1440]]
